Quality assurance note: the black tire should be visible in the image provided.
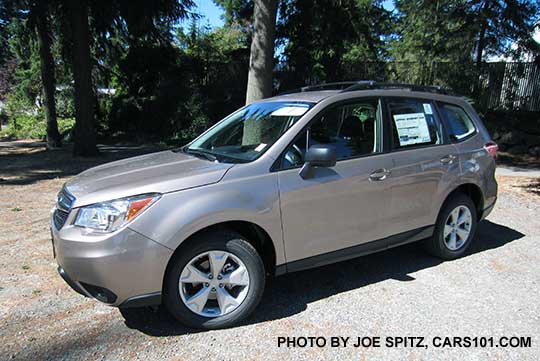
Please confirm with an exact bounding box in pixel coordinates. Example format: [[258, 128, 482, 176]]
[[164, 229, 265, 329], [425, 193, 478, 260]]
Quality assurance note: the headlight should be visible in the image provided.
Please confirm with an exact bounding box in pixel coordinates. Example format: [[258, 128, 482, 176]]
[[74, 193, 160, 233]]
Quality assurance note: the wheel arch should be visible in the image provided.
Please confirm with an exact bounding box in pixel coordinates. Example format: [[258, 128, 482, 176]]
[[441, 183, 484, 220], [162, 220, 277, 294]]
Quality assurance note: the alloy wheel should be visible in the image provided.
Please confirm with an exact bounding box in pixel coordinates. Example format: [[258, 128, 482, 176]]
[[179, 250, 250, 317], [443, 205, 472, 251]]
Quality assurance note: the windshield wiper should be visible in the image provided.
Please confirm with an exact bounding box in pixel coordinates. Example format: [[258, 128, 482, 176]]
[[182, 148, 218, 162], [175, 146, 249, 164]]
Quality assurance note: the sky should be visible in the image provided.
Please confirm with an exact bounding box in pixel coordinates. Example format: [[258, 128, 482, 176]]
[[194, 0, 225, 28], [194, 0, 396, 29]]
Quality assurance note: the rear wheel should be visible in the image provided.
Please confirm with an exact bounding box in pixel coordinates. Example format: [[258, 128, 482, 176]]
[[164, 230, 265, 329], [425, 193, 478, 260]]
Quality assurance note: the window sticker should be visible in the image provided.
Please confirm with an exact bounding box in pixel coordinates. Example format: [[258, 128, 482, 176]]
[[393, 113, 432, 146], [271, 106, 310, 117], [254, 143, 267, 152], [423, 103, 433, 114]]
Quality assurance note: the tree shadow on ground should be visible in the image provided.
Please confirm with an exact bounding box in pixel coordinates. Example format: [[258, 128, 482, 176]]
[[497, 152, 540, 170], [517, 179, 540, 196], [120, 220, 524, 336], [0, 141, 165, 185]]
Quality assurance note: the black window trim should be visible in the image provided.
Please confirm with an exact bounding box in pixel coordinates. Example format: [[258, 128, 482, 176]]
[[271, 97, 385, 172], [382, 96, 449, 153], [435, 101, 478, 144]]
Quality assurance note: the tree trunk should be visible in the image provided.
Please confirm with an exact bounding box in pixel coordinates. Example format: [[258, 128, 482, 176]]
[[245, 0, 277, 104], [473, 0, 492, 98], [68, 0, 98, 156], [35, 11, 62, 149], [475, 0, 491, 69]]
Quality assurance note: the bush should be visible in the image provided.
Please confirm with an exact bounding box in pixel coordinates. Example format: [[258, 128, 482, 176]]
[[172, 92, 211, 144], [1, 93, 74, 139], [1, 112, 75, 139], [56, 88, 75, 118], [97, 96, 113, 134], [3, 112, 44, 138], [0, 108, 7, 126]]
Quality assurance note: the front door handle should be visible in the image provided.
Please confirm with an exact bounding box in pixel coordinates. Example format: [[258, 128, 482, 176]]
[[369, 168, 391, 181], [440, 154, 457, 164]]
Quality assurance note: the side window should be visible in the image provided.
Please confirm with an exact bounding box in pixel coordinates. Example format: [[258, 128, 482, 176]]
[[439, 103, 476, 142], [281, 99, 381, 169], [387, 98, 442, 150]]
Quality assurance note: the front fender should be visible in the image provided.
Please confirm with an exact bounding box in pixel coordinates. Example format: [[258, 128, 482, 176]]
[[129, 172, 285, 265]]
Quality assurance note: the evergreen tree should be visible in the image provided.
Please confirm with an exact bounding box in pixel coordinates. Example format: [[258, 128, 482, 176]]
[[470, 0, 540, 64], [391, 0, 475, 63], [277, 0, 392, 87], [31, 0, 62, 148], [246, 0, 278, 103]]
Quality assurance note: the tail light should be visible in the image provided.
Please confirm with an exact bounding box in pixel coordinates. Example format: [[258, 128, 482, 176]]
[[484, 141, 498, 159]]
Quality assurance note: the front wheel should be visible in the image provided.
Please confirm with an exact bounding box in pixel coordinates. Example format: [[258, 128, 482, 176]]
[[164, 230, 265, 329], [425, 193, 478, 260]]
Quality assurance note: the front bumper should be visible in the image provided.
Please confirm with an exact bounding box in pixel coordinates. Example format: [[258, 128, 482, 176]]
[[52, 216, 173, 307]]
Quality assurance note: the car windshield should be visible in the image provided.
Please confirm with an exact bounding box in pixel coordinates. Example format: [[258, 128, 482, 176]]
[[185, 101, 314, 162]]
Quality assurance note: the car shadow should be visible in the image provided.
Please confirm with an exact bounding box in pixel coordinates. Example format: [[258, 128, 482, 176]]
[[120, 220, 524, 336]]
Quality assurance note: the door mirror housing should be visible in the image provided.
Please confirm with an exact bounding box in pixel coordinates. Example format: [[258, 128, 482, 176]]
[[305, 144, 337, 167], [299, 144, 337, 179]]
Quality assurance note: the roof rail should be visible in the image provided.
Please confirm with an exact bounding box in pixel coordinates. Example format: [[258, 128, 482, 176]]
[[341, 81, 450, 94], [277, 80, 376, 95], [278, 80, 451, 96], [300, 80, 376, 92]]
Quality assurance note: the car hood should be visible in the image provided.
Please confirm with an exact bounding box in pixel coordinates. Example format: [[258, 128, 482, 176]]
[[64, 150, 234, 207]]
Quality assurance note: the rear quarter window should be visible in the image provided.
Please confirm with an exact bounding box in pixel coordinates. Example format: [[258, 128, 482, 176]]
[[439, 103, 477, 142]]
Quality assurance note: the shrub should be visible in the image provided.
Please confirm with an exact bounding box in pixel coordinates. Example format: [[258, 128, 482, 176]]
[[56, 88, 75, 118], [178, 93, 211, 141], [1, 93, 74, 139], [0, 108, 7, 126], [1, 113, 75, 139]]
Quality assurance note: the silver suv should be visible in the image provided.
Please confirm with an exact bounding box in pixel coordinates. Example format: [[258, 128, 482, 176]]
[[51, 82, 498, 329]]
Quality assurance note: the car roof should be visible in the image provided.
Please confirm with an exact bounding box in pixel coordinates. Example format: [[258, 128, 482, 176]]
[[265, 88, 466, 106]]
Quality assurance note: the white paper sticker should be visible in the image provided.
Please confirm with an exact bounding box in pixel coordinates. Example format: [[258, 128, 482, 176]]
[[254, 143, 267, 152], [271, 106, 309, 117], [423, 103, 433, 114], [393, 113, 432, 146]]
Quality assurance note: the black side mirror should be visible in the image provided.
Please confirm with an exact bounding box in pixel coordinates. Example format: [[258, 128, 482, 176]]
[[299, 144, 337, 179]]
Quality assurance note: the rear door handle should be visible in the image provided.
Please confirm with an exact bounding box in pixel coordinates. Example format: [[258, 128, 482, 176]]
[[440, 154, 457, 164], [369, 168, 391, 181]]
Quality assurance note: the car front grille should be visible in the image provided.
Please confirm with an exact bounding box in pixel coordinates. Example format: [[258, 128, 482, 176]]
[[57, 188, 75, 212], [53, 209, 69, 230], [54, 188, 75, 230]]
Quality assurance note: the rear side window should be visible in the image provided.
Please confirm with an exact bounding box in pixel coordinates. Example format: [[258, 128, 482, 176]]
[[439, 104, 476, 141], [387, 98, 442, 149]]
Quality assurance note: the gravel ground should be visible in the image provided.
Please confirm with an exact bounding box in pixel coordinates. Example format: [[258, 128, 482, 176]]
[[1, 141, 539, 360]]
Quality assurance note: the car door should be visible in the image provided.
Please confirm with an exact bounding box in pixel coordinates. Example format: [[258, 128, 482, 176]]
[[277, 98, 394, 266], [384, 97, 460, 237]]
